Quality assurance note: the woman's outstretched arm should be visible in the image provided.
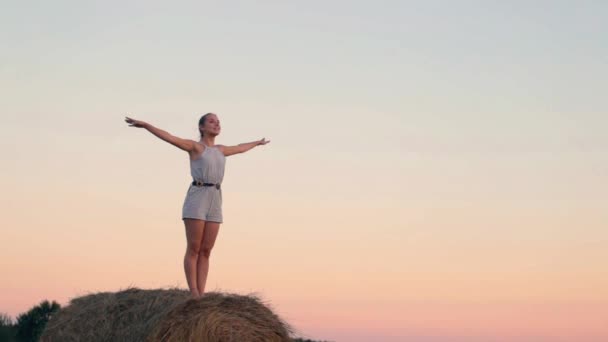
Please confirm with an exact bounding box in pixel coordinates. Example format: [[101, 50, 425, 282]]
[[217, 138, 270, 157], [125, 116, 195, 152]]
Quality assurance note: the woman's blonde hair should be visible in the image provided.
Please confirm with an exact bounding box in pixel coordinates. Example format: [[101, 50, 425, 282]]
[[198, 113, 213, 138]]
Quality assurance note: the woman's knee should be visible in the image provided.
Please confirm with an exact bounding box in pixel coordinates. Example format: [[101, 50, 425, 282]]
[[186, 242, 201, 257], [200, 246, 213, 259]]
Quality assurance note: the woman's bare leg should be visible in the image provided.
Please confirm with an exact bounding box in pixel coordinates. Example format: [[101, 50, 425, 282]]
[[197, 221, 221, 295], [183, 218, 206, 297]]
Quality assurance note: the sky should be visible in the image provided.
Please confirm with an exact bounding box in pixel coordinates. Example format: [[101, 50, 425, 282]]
[[1, 1, 607, 341]]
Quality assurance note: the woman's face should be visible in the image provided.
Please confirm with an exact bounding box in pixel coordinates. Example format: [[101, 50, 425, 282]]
[[202, 114, 221, 136]]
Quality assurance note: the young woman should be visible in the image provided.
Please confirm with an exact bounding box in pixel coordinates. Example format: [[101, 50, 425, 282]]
[[125, 113, 270, 297]]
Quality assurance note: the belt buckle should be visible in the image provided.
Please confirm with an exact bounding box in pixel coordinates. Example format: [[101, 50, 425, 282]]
[[215, 183, 221, 190]]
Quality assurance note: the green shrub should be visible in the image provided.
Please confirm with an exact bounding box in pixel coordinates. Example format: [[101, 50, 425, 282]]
[[14, 300, 60, 342], [0, 312, 17, 342]]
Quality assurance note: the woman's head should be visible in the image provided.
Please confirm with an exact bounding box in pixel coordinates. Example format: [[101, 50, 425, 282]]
[[199, 113, 221, 138]]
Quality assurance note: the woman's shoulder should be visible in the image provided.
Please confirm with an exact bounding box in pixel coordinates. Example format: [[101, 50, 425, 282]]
[[192, 141, 205, 150], [188, 142, 206, 160]]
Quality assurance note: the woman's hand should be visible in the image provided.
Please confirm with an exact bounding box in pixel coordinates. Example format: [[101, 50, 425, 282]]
[[258, 138, 271, 145], [125, 116, 147, 128]]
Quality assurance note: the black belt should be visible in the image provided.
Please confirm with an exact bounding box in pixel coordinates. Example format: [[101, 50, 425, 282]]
[[192, 181, 221, 189]]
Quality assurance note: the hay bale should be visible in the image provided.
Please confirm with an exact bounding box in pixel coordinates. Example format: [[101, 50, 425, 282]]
[[40, 287, 293, 342]]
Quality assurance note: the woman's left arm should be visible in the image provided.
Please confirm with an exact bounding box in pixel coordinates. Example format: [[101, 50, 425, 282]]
[[217, 138, 270, 157]]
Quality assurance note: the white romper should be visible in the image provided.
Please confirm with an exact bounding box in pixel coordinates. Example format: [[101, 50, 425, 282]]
[[181, 145, 226, 223]]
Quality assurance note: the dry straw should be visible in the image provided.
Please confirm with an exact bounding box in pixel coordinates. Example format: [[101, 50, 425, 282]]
[[40, 287, 293, 342]]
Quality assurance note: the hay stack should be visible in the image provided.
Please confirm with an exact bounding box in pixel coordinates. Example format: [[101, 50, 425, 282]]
[[40, 287, 293, 342]]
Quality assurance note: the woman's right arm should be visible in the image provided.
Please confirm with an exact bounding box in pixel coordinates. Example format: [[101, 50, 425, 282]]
[[125, 116, 195, 152]]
